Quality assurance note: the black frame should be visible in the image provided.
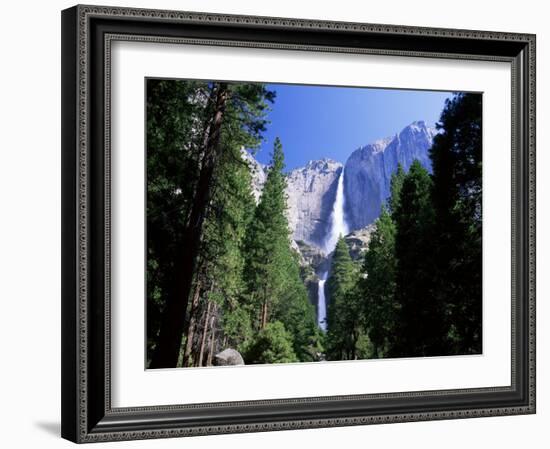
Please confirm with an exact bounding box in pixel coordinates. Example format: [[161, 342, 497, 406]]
[[61, 4, 536, 443]]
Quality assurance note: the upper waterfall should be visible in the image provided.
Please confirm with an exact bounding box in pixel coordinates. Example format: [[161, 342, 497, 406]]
[[323, 168, 349, 255], [246, 121, 436, 250]]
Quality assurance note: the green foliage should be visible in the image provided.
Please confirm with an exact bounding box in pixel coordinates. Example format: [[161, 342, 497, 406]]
[[355, 333, 376, 359], [243, 138, 322, 361], [391, 160, 448, 357], [359, 207, 397, 358], [147, 81, 482, 366], [220, 306, 253, 347], [327, 237, 357, 301], [272, 251, 322, 361], [146, 79, 210, 359], [242, 321, 298, 364], [147, 79, 276, 366], [199, 153, 256, 351], [388, 163, 406, 214], [346, 93, 482, 360], [325, 237, 362, 360], [430, 93, 482, 354], [244, 137, 290, 317]]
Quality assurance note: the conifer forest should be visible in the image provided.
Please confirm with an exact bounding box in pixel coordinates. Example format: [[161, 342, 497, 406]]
[[146, 79, 482, 369]]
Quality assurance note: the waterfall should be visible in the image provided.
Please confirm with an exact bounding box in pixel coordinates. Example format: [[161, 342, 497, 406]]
[[317, 167, 349, 330], [323, 168, 349, 255], [317, 272, 328, 331]]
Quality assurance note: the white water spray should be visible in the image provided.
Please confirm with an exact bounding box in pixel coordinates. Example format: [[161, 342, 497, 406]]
[[317, 168, 349, 330], [323, 168, 349, 255], [317, 272, 328, 331]]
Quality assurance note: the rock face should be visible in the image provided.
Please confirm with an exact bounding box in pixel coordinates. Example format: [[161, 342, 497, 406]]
[[242, 149, 267, 203], [344, 121, 436, 230], [292, 240, 328, 309], [344, 224, 376, 262], [243, 122, 434, 326], [213, 348, 245, 366], [245, 122, 434, 246], [243, 152, 343, 250], [285, 159, 342, 248], [295, 240, 330, 274]]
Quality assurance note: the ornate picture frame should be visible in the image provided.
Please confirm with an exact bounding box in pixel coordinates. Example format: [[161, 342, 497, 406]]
[[61, 4, 536, 443]]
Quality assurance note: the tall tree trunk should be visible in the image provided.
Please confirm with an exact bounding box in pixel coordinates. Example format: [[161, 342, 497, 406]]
[[198, 301, 212, 367], [261, 300, 268, 329], [258, 302, 265, 330], [182, 280, 202, 367], [150, 83, 230, 368], [207, 307, 217, 366], [259, 286, 268, 330]]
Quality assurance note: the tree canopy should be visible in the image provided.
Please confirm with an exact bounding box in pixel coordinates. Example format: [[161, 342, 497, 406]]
[[325, 92, 482, 359], [147, 83, 482, 368]]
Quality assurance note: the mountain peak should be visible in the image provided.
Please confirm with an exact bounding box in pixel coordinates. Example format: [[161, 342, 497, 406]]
[[409, 119, 427, 128], [356, 135, 393, 157], [356, 120, 435, 158], [301, 158, 342, 173], [370, 136, 395, 154], [344, 121, 436, 230], [401, 120, 435, 134], [400, 121, 438, 143]]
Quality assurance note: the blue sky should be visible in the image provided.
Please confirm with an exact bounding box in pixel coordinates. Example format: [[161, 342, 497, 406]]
[[253, 84, 453, 171]]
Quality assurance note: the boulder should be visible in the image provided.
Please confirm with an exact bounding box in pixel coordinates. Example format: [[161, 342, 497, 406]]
[[213, 348, 245, 366]]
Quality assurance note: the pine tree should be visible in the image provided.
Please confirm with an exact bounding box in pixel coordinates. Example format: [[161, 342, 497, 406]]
[[149, 80, 275, 368], [181, 142, 257, 367], [243, 138, 320, 361], [244, 137, 290, 329], [271, 250, 322, 362], [388, 163, 406, 214], [146, 79, 211, 364], [430, 93, 482, 354], [325, 237, 361, 360], [242, 321, 298, 364], [391, 160, 447, 357], [360, 207, 397, 358]]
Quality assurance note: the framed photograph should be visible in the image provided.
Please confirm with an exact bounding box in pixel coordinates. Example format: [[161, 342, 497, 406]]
[[61, 4, 536, 443]]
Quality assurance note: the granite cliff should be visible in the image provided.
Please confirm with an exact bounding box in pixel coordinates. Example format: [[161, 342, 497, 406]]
[[285, 159, 343, 248], [244, 120, 435, 250], [344, 120, 436, 230], [244, 121, 435, 325]]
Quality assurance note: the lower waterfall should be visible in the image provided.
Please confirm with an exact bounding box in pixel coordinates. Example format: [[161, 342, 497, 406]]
[[317, 272, 328, 331]]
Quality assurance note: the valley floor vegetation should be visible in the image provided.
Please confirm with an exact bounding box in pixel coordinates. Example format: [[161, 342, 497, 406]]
[[146, 78, 482, 369]]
